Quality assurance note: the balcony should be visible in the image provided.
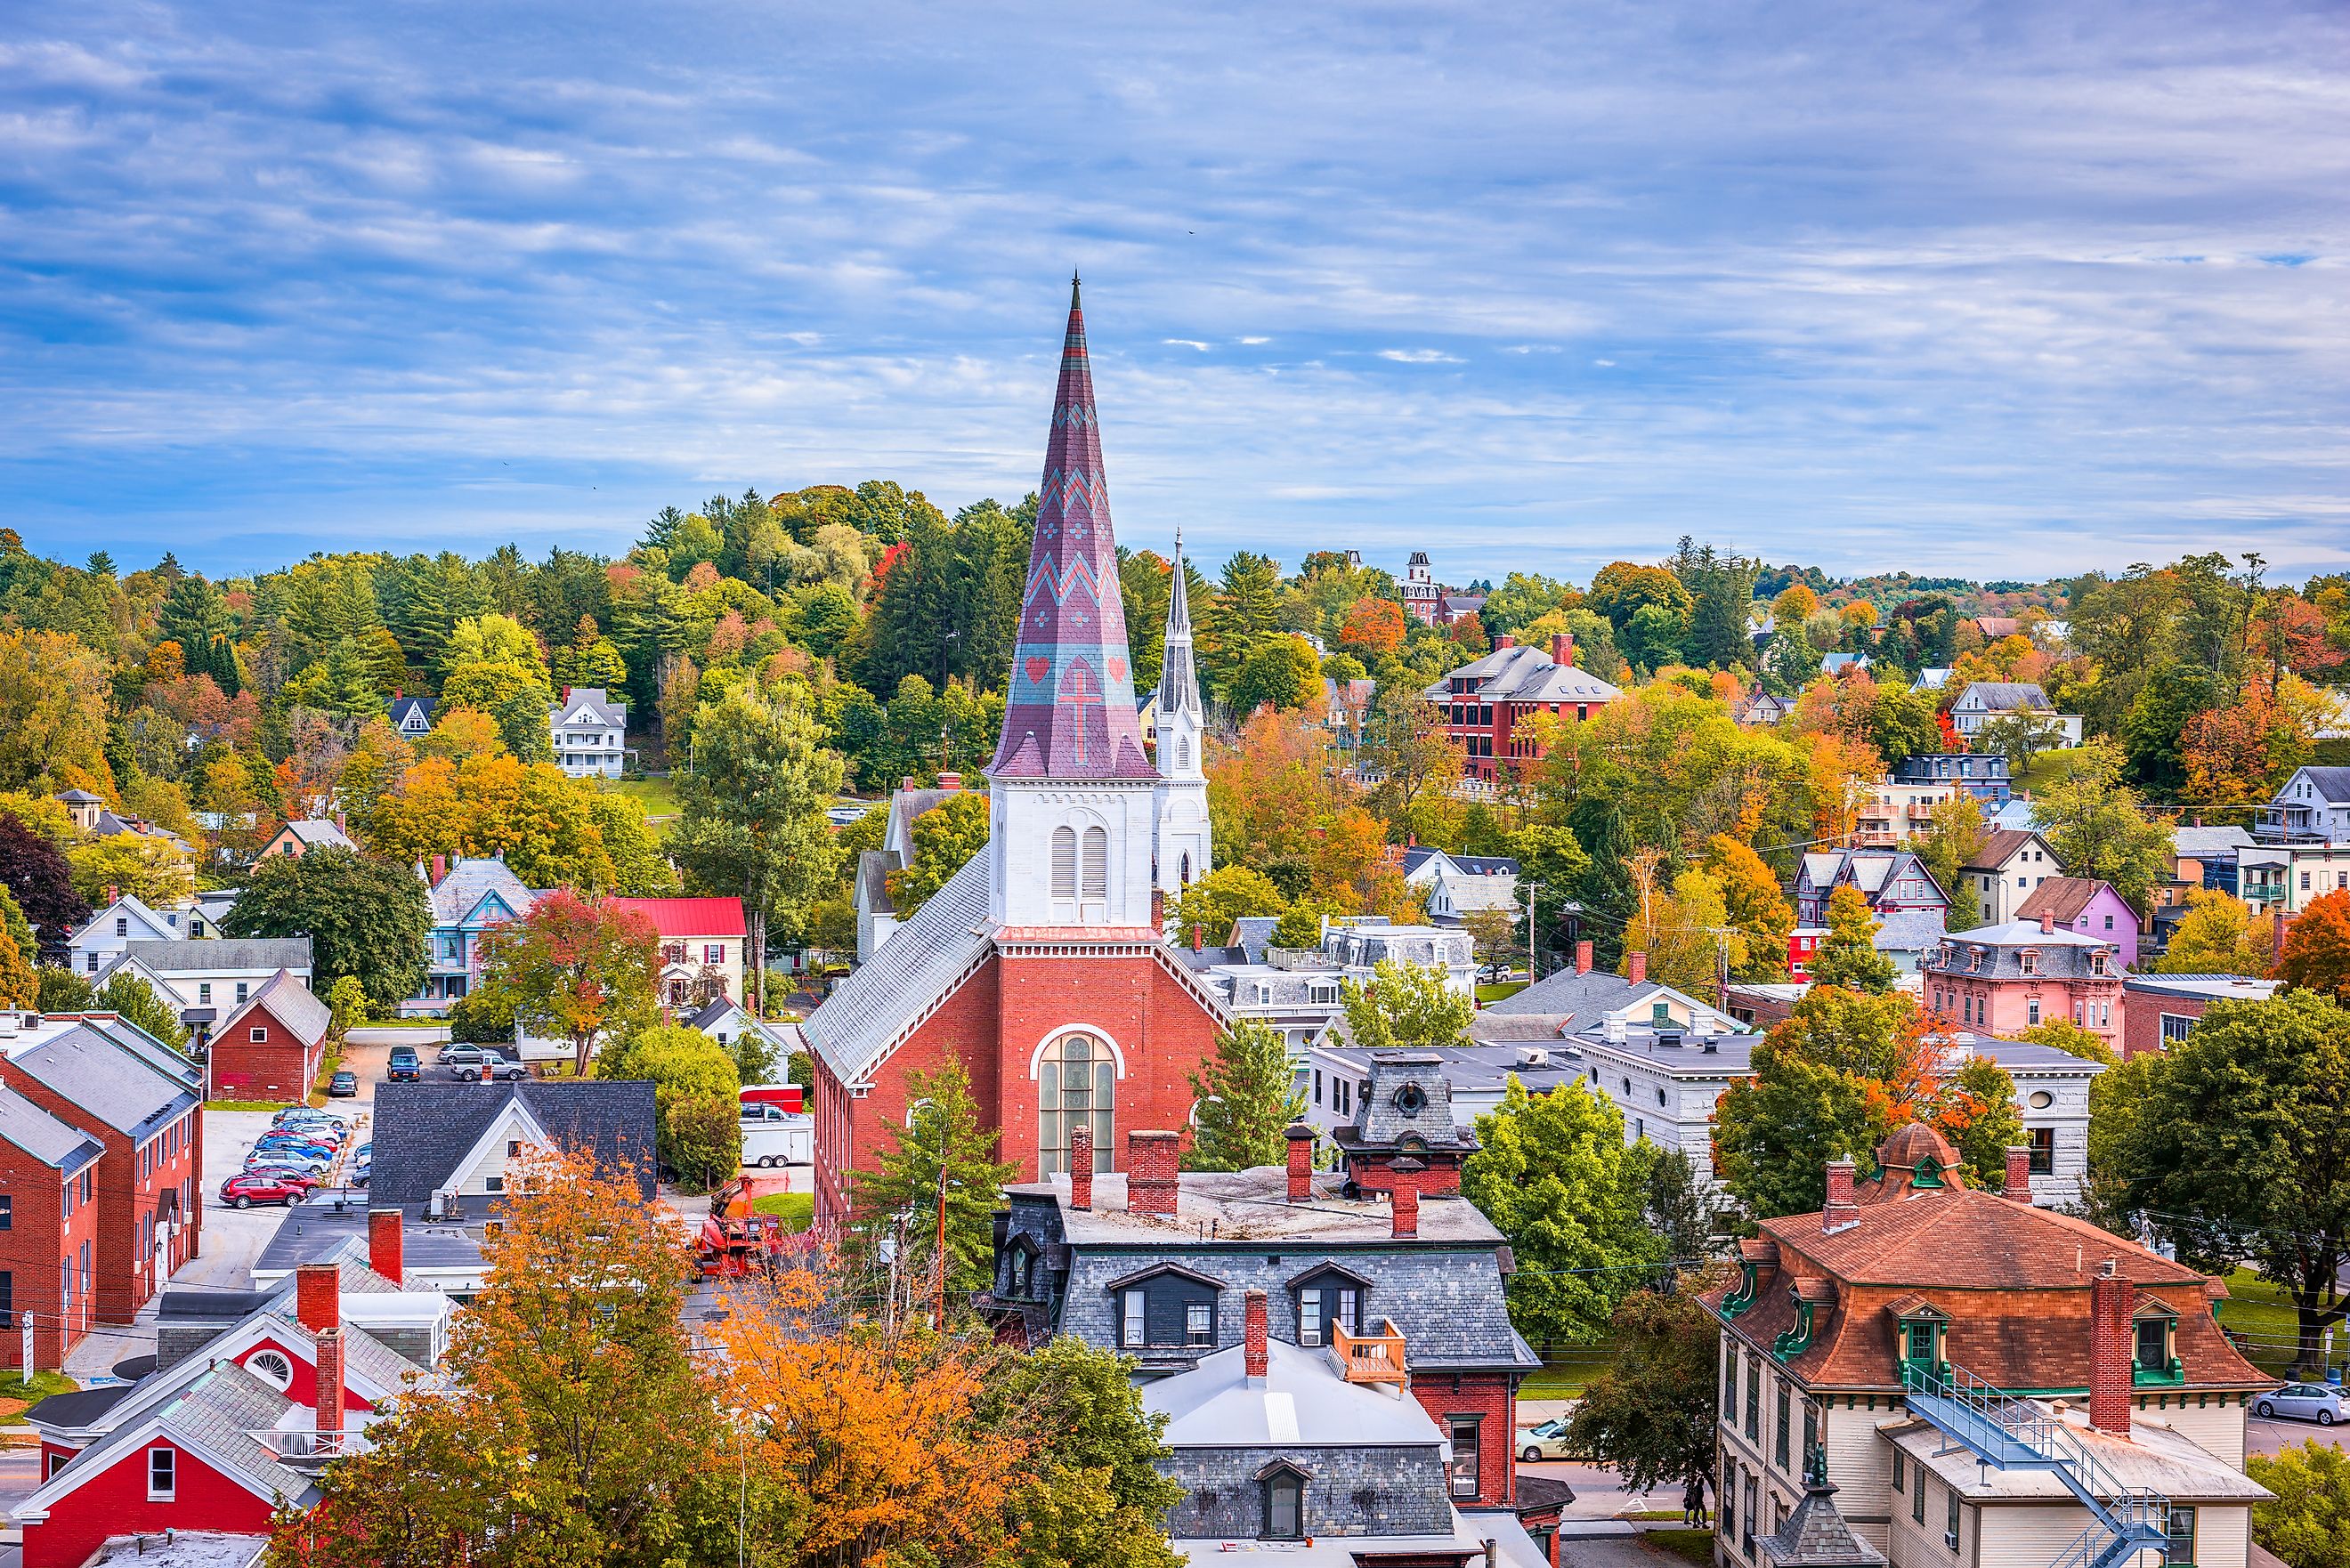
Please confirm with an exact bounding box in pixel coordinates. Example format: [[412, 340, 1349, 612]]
[[1329, 1318, 1408, 1387]]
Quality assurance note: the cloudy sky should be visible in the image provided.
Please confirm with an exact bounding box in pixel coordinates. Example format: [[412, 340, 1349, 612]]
[[4, 1, 2346, 580]]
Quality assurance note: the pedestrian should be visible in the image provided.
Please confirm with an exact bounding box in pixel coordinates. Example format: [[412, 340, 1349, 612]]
[[1684, 1475, 1708, 1527]]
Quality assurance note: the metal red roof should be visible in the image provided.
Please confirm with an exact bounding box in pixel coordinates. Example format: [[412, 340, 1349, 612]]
[[610, 897, 746, 939]]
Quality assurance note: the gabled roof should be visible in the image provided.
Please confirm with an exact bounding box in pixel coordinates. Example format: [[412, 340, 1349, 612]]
[[426, 857, 539, 927], [2172, 826, 2255, 858], [612, 897, 746, 940], [219, 969, 332, 1047], [109, 936, 313, 974], [551, 686, 628, 726], [14, 1361, 320, 1523], [271, 820, 356, 851], [1955, 681, 2052, 711], [805, 852, 995, 1085], [369, 1081, 657, 1206], [1, 1022, 199, 1138], [0, 1082, 103, 1174], [2289, 765, 2350, 804], [1962, 828, 2051, 872], [69, 894, 178, 948], [2014, 877, 2126, 926], [386, 695, 434, 728]]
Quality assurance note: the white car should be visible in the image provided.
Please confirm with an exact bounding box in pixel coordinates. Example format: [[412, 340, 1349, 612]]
[[2256, 1382, 2345, 1425], [1518, 1415, 1580, 1461]]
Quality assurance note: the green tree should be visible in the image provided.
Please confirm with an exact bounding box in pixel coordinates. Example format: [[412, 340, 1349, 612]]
[[981, 1338, 1186, 1568], [1564, 1289, 1721, 1512], [1339, 958, 1472, 1054], [669, 686, 845, 1006], [1976, 709, 2069, 775], [2033, 740, 2172, 914], [325, 975, 369, 1039], [1463, 1075, 1662, 1346], [1511, 823, 1592, 964], [223, 847, 432, 1013], [66, 835, 194, 911], [2249, 1440, 2350, 1568], [1808, 885, 1895, 993], [2016, 1017, 2119, 1065], [2116, 991, 2350, 1370], [1941, 1055, 2026, 1190], [1182, 1020, 1307, 1173], [847, 1064, 1019, 1297], [2157, 889, 2273, 976], [1909, 791, 1989, 933], [1168, 865, 1287, 947], [1568, 803, 1637, 968], [1227, 634, 1322, 716], [597, 1023, 743, 1192], [588, 794, 679, 897], [97, 971, 188, 1050], [440, 612, 555, 762], [884, 790, 992, 918], [1713, 1052, 1875, 1217]]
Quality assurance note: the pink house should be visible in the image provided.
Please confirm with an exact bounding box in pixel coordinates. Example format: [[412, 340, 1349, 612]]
[[1923, 910, 2126, 1053], [2015, 877, 2142, 971]]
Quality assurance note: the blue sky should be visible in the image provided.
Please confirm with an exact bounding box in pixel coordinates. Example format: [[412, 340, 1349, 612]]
[[3, 1, 2346, 581]]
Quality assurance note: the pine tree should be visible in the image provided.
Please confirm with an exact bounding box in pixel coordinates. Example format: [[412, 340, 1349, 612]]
[[1570, 801, 1639, 967], [1182, 1021, 1308, 1172], [1809, 885, 1897, 994], [847, 1064, 1019, 1297]]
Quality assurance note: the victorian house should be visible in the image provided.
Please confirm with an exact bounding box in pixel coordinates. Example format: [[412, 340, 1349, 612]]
[[1924, 911, 2125, 1052]]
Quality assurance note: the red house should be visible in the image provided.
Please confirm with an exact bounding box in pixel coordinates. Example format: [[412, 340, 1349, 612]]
[[208, 969, 330, 1103], [0, 1084, 102, 1373], [1420, 633, 1624, 782], [2119, 974, 2281, 1060], [0, 1014, 205, 1322]]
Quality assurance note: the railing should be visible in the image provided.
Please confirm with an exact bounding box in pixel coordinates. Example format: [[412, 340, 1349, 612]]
[[1900, 1360, 2168, 1568], [1329, 1319, 1408, 1387]]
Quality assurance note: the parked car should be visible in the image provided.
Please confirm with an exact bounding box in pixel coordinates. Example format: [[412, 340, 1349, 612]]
[[255, 1130, 338, 1152], [251, 1136, 336, 1159], [325, 1069, 360, 1097], [447, 1047, 528, 1083], [2257, 1383, 2344, 1425], [242, 1160, 325, 1186], [387, 1047, 422, 1082], [1516, 1414, 1581, 1462], [247, 1152, 332, 1176], [272, 1112, 349, 1140], [221, 1170, 312, 1208]]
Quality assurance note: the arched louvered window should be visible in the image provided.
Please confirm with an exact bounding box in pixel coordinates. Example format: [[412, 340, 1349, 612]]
[[1177, 736, 1190, 770], [1051, 827, 1078, 900], [1081, 826, 1108, 900]]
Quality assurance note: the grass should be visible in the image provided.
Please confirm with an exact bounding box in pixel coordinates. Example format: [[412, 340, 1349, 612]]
[[1478, 981, 1530, 1004], [206, 1099, 296, 1112], [603, 776, 681, 821], [2216, 1269, 2307, 1378], [1521, 1342, 1615, 1398], [2013, 747, 2088, 796], [752, 1192, 814, 1233], [309, 1044, 346, 1108], [1625, 1510, 1688, 1522], [1645, 1528, 1716, 1566], [0, 1370, 77, 1420]]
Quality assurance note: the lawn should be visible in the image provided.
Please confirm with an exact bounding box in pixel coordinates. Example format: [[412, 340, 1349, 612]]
[[603, 776, 680, 821], [0, 1370, 77, 1421], [2012, 748, 2087, 796], [1521, 1341, 1615, 1397], [1478, 981, 1530, 1004], [2216, 1269, 2308, 1378], [206, 1099, 296, 1112], [753, 1192, 814, 1233], [1645, 1529, 1716, 1566]]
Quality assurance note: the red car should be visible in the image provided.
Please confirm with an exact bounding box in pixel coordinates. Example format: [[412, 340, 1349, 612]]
[[220, 1170, 312, 1208]]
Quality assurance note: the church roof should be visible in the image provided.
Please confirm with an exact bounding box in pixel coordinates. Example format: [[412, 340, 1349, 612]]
[[988, 278, 1157, 782], [1156, 529, 1203, 720], [804, 852, 997, 1086]]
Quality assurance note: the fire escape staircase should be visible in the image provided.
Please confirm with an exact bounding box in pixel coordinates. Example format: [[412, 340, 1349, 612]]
[[1900, 1361, 2169, 1568]]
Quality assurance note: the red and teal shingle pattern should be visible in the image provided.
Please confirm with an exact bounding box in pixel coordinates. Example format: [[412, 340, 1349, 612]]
[[990, 281, 1156, 780]]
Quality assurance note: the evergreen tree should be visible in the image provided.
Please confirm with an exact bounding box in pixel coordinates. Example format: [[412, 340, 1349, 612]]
[[1568, 801, 1638, 967], [847, 1064, 1019, 1296], [1182, 1020, 1308, 1172], [1809, 885, 1896, 993]]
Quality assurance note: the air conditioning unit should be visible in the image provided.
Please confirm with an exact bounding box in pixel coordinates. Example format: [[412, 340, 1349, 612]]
[[1517, 1047, 1550, 1068]]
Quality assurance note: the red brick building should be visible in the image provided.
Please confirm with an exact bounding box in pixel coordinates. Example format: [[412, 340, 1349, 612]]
[[0, 1014, 203, 1323], [1421, 633, 1623, 781], [0, 1085, 102, 1373], [207, 968, 330, 1103], [2118, 974, 2281, 1060], [805, 282, 1226, 1235]]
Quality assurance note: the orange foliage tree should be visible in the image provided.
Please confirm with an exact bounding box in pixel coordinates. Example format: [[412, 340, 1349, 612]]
[[2279, 889, 2350, 1005], [473, 890, 660, 1074], [1205, 707, 1418, 919], [1337, 595, 1406, 658]]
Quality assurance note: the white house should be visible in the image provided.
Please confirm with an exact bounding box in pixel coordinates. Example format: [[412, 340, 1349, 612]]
[[94, 937, 315, 1045], [1948, 681, 2084, 745], [2261, 765, 2350, 845], [65, 895, 182, 974], [1958, 828, 2064, 925], [1401, 848, 1521, 926], [548, 687, 628, 778], [1182, 918, 1478, 1061]]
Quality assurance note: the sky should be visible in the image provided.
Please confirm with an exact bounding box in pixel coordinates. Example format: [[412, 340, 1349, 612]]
[[3, 1, 2346, 583]]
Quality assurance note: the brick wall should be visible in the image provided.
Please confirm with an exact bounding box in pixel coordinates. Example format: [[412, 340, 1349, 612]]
[[1413, 1370, 1518, 1506], [209, 1006, 319, 1101], [0, 1071, 199, 1324], [0, 1144, 97, 1372], [2120, 989, 2202, 1061]]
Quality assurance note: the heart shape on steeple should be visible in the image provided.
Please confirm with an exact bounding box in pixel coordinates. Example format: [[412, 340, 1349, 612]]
[[1025, 657, 1050, 685], [1108, 658, 1126, 683]]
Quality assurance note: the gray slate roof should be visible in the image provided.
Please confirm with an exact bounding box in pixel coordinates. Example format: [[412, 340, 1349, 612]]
[[0, 1082, 103, 1173], [277, 820, 356, 850], [369, 1081, 657, 1207], [221, 969, 331, 1045], [1145, 1338, 1442, 1447], [855, 848, 898, 915], [427, 857, 539, 925], [2296, 766, 2350, 804], [1929, 919, 2115, 980], [47, 1361, 317, 1515], [2172, 826, 2256, 858], [1482, 966, 1642, 1022], [1762, 1479, 1886, 1568], [116, 936, 312, 974], [805, 852, 994, 1085], [1955, 681, 2054, 711], [1423, 643, 1622, 705], [1228, 916, 1279, 963], [551, 686, 628, 726], [4, 1022, 199, 1138]]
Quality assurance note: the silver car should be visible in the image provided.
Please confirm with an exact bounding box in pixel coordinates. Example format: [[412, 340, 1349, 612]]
[[2256, 1382, 2344, 1425]]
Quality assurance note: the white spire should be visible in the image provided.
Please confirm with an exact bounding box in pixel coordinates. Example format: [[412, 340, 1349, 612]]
[[1158, 529, 1202, 718]]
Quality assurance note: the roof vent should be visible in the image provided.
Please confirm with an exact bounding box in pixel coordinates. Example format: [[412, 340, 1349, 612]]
[[1517, 1047, 1550, 1068], [1702, 1039, 1719, 1054], [1657, 1031, 1682, 1049]]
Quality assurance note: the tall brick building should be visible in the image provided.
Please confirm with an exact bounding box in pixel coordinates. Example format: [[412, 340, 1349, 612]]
[[806, 280, 1226, 1234]]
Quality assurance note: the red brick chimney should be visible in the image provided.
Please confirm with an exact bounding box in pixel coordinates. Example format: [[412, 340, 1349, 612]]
[[1244, 1289, 1268, 1383], [315, 1325, 345, 1445], [369, 1208, 403, 1287], [2040, 909, 2055, 934], [1285, 1123, 1316, 1202], [1069, 1125, 1094, 1210], [2003, 1146, 2033, 1204], [938, 772, 962, 791], [1495, 634, 1514, 651], [1127, 1130, 1179, 1218], [429, 853, 446, 883], [1627, 950, 1648, 987], [1390, 1156, 1425, 1238], [1575, 940, 1592, 976], [1822, 1159, 1858, 1233], [2089, 1262, 2135, 1434], [1552, 631, 1575, 667], [295, 1262, 338, 1334]]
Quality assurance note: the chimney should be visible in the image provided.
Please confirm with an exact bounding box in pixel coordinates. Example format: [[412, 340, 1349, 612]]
[[1495, 634, 1514, 650], [1285, 1123, 1317, 1202], [1627, 950, 1648, 987], [1575, 940, 1592, 976], [429, 853, 446, 884], [1151, 888, 1165, 930], [1390, 1156, 1426, 1238], [901, 775, 916, 791], [560, 685, 571, 703], [1822, 1160, 1859, 1233], [2003, 1146, 2033, 1204], [1244, 1289, 1268, 1383], [295, 1262, 338, 1334], [2039, 909, 2055, 934], [2089, 1262, 2134, 1434], [1193, 925, 1202, 951], [369, 1208, 404, 1286], [937, 772, 962, 791], [1069, 1125, 1094, 1211], [315, 1325, 345, 1445], [1552, 631, 1575, 667], [1127, 1130, 1180, 1218]]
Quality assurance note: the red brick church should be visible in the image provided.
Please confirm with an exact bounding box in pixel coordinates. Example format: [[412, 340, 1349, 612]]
[[807, 280, 1225, 1235]]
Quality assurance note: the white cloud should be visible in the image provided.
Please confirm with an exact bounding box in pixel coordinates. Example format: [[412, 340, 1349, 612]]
[[1163, 338, 1211, 350], [1377, 348, 1464, 364]]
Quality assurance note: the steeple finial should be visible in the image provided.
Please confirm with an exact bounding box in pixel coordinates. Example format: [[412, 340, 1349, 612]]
[[1071, 269, 1082, 308]]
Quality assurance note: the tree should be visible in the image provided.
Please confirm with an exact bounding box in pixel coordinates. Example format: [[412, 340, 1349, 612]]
[[268, 1148, 718, 1568], [2116, 991, 2350, 1370], [2249, 1441, 2350, 1568], [669, 686, 844, 1007], [1358, 690, 1465, 836], [1182, 1020, 1307, 1172], [0, 629, 112, 790], [98, 972, 189, 1049], [1808, 885, 1895, 994], [1168, 865, 1287, 947], [1587, 562, 1692, 634], [223, 847, 432, 1013], [440, 613, 556, 764], [1627, 860, 1744, 995], [2034, 741, 2172, 914], [1337, 596, 1406, 659], [884, 790, 991, 918], [596, 1023, 743, 1191], [2157, 889, 2273, 977], [2016, 1017, 2119, 1066], [473, 891, 660, 1076], [1909, 791, 1989, 933], [325, 975, 368, 1039], [1227, 634, 1323, 715], [2280, 890, 2350, 1004], [1975, 709, 2069, 774], [1339, 958, 1472, 1054], [1463, 1075, 1662, 1346], [588, 795, 679, 897], [979, 1337, 1187, 1568], [1569, 803, 1638, 967], [1705, 836, 1793, 982], [847, 1064, 1020, 1297], [65, 835, 193, 911], [1940, 1055, 2026, 1188], [1564, 1289, 1721, 1513], [1713, 1051, 1876, 1218], [0, 906, 32, 1008]]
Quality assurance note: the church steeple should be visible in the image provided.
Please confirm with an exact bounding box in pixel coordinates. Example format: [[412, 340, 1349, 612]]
[[988, 275, 1155, 782], [1157, 529, 1203, 723], [1150, 529, 1211, 894]]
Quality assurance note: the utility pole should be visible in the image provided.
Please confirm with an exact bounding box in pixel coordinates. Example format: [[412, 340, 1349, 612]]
[[1520, 880, 1542, 981], [932, 1115, 952, 1331]]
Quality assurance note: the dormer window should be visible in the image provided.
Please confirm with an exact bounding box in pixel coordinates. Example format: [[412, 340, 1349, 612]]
[[1260, 1461, 1308, 1540], [2134, 1304, 2182, 1383], [2091, 951, 2110, 976], [1292, 1264, 1368, 1346], [1109, 1263, 1222, 1351], [1003, 1239, 1039, 1301], [2018, 950, 2038, 975]]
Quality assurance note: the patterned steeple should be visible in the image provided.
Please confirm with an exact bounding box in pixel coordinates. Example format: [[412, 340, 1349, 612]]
[[990, 276, 1156, 780], [1156, 528, 1202, 721]]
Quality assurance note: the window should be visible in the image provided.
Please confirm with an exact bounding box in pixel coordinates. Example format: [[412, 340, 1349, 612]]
[[1261, 1465, 1305, 1540], [1744, 1355, 1760, 1439], [1051, 827, 1077, 900], [1946, 1487, 1961, 1551], [1742, 1467, 1757, 1555], [1038, 1032, 1114, 1176], [1723, 1338, 1739, 1418], [116, 917, 128, 936], [148, 1445, 176, 1501], [247, 1349, 296, 1391], [1314, 1070, 1323, 1105], [1122, 1290, 1145, 1347], [250, 1026, 268, 1043], [1005, 1246, 1033, 1299], [2019, 950, 2038, 974], [235, 982, 248, 1004], [2160, 1014, 2195, 1045], [199, 983, 211, 1004], [1186, 1301, 1214, 1346], [2030, 1127, 2055, 1175], [1892, 1449, 1905, 1493], [1774, 1383, 1790, 1468], [2167, 1505, 2196, 1565], [1446, 1416, 1481, 1499], [0, 1195, 10, 1231], [1296, 1273, 1362, 1346], [508, 1140, 523, 1157], [1080, 826, 1108, 900], [1177, 736, 1190, 771], [2027, 999, 2040, 1025], [1913, 1472, 1927, 1523], [485, 1176, 505, 1193]]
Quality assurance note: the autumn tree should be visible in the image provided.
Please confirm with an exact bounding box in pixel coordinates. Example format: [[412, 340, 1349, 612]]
[[1808, 885, 1895, 994], [2248, 1441, 2350, 1568], [2158, 889, 2273, 977], [1909, 790, 1989, 932], [2280, 890, 2350, 1004], [847, 1064, 1019, 1299], [439, 612, 555, 762], [2034, 740, 2172, 914], [1168, 865, 1287, 947], [269, 1148, 718, 1568], [473, 891, 660, 1075], [1357, 688, 1465, 840], [1182, 1019, 1307, 1172], [1705, 835, 1793, 981], [0, 816, 81, 956], [1337, 595, 1406, 659], [65, 834, 193, 910], [1625, 854, 1744, 994], [883, 788, 991, 917]]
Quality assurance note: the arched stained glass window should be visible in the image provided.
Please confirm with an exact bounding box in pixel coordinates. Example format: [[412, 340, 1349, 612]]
[[1038, 1031, 1114, 1176]]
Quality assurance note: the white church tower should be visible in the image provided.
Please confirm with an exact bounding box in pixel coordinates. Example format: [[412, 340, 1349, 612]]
[[1153, 529, 1211, 898]]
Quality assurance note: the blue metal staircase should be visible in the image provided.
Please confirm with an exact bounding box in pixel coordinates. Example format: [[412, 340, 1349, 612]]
[[1900, 1361, 2169, 1568]]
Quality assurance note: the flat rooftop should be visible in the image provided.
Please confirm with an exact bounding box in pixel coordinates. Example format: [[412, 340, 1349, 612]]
[[1008, 1167, 1505, 1247]]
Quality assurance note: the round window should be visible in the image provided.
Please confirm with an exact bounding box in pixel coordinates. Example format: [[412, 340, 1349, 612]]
[[2028, 1091, 2054, 1110], [247, 1349, 295, 1392], [1394, 1084, 1427, 1116]]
